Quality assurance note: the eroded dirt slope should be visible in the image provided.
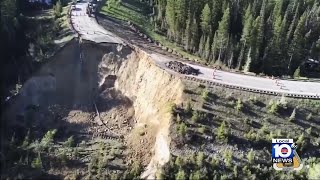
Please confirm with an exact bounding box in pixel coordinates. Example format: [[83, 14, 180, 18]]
[[3, 38, 184, 178]]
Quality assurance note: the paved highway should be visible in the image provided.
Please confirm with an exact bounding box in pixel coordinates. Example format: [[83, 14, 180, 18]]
[[71, 2, 123, 43], [152, 54, 320, 97], [70, 2, 320, 98]]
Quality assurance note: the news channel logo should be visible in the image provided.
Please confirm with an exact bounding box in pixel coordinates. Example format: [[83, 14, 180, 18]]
[[272, 139, 303, 171]]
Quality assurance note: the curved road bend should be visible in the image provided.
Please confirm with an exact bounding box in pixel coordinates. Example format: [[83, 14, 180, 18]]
[[70, 2, 320, 98], [71, 2, 123, 44]]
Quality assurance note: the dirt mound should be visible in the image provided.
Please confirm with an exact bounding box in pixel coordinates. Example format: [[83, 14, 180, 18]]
[[165, 61, 199, 75]]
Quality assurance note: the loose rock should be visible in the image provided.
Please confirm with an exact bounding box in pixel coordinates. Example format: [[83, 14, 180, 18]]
[[165, 61, 200, 75]]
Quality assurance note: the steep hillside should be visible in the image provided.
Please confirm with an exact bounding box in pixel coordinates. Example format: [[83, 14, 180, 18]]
[[1, 39, 184, 179], [2, 37, 319, 179]]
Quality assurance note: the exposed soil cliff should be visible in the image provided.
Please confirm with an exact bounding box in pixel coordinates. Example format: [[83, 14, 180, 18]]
[[3, 39, 184, 178], [83, 42, 185, 178]]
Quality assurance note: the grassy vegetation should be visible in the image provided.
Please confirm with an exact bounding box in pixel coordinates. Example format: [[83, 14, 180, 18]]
[[25, 2, 74, 62], [166, 82, 320, 179], [100, 0, 201, 61]]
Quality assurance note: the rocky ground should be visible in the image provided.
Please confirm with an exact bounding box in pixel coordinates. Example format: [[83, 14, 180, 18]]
[[165, 61, 199, 75]]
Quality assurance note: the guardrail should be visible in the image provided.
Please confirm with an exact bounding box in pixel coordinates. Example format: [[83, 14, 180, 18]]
[[182, 76, 320, 99], [76, 6, 320, 100]]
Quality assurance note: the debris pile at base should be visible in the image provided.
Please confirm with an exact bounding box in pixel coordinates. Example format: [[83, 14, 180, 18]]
[[165, 61, 199, 75]]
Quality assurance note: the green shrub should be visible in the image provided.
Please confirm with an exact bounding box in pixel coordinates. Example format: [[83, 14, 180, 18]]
[[175, 169, 186, 180], [196, 152, 205, 167], [185, 101, 193, 114], [235, 98, 244, 112], [268, 100, 279, 114], [294, 67, 301, 79], [167, 102, 176, 114], [198, 126, 205, 134], [189, 153, 196, 164], [296, 134, 306, 150], [306, 113, 313, 121], [60, 149, 68, 165], [189, 170, 202, 180], [308, 162, 320, 179], [176, 123, 184, 134], [233, 165, 238, 178], [40, 129, 57, 150], [176, 114, 181, 123], [243, 118, 250, 125], [306, 127, 312, 135], [155, 168, 165, 180], [191, 111, 201, 123], [211, 156, 219, 169], [129, 161, 142, 179], [221, 175, 228, 180], [64, 136, 75, 148], [279, 94, 287, 109], [268, 131, 274, 141], [259, 123, 268, 134], [247, 149, 254, 164], [53, 0, 63, 18], [249, 96, 257, 103], [276, 129, 282, 137], [31, 153, 42, 169], [175, 156, 184, 167], [217, 121, 228, 142], [223, 150, 232, 168], [21, 130, 30, 148], [244, 129, 256, 141], [73, 147, 79, 159], [202, 89, 209, 101], [289, 108, 296, 122]]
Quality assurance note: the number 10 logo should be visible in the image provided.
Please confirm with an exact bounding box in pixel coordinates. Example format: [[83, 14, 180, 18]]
[[273, 144, 293, 158], [272, 139, 303, 171]]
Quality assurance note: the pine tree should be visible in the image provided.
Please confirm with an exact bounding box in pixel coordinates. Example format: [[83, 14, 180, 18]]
[[287, 3, 300, 44], [64, 136, 75, 148], [211, 32, 218, 62], [293, 66, 301, 78], [243, 47, 252, 72], [200, 4, 211, 35], [289, 108, 296, 121], [198, 35, 205, 57], [175, 156, 184, 167], [254, 0, 266, 70], [210, 0, 222, 33], [31, 152, 42, 169], [204, 36, 211, 60], [241, 8, 253, 44], [165, 0, 176, 39], [21, 130, 30, 148], [289, 13, 306, 74], [243, 4, 252, 27], [184, 12, 192, 51], [190, 170, 202, 180], [247, 149, 254, 164], [190, 16, 199, 53], [175, 0, 187, 42], [215, 7, 230, 63], [196, 151, 204, 167], [239, 7, 253, 70], [217, 121, 227, 141], [248, 16, 261, 71], [175, 169, 186, 179]]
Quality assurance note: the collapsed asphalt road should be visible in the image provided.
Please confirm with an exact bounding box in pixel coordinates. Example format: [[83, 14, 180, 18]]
[[71, 2, 123, 44], [70, 2, 320, 99]]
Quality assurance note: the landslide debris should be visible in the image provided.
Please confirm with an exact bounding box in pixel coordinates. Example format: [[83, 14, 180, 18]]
[[2, 39, 184, 179], [165, 61, 199, 75]]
